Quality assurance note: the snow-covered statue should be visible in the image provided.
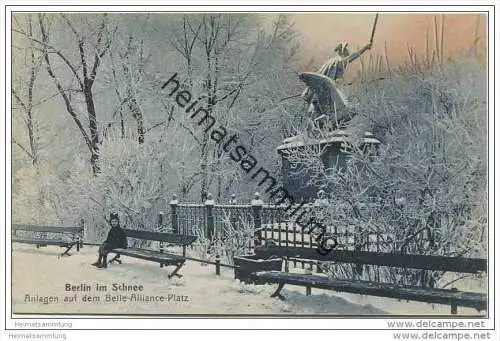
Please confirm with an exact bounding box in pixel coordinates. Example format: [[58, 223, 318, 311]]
[[300, 15, 378, 131], [300, 42, 371, 117], [278, 15, 381, 201]]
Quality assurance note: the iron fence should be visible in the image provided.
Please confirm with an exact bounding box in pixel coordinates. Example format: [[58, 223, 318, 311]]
[[118, 193, 434, 272]]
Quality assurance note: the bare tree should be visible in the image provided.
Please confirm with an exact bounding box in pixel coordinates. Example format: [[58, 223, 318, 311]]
[[12, 14, 44, 167], [14, 13, 116, 175], [105, 35, 153, 144], [165, 14, 302, 201]]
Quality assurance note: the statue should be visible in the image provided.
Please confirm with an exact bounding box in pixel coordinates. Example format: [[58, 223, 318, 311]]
[[277, 14, 381, 200], [299, 14, 378, 132]]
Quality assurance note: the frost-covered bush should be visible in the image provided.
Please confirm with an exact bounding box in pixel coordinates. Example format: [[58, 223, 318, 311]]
[[287, 58, 487, 287], [189, 209, 254, 265]]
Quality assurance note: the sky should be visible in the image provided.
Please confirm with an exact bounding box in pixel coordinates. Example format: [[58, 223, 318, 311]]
[[286, 13, 487, 78]]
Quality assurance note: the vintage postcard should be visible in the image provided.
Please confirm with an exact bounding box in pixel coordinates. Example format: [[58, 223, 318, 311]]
[[3, 3, 496, 337]]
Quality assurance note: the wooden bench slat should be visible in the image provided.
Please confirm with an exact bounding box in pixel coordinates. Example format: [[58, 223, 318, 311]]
[[11, 223, 83, 256], [253, 271, 487, 310], [12, 224, 83, 234], [12, 238, 73, 246], [121, 228, 197, 245], [255, 245, 487, 274], [109, 230, 196, 276], [112, 247, 185, 264]]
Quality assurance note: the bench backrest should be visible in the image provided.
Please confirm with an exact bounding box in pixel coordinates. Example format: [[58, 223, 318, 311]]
[[254, 245, 487, 274], [12, 224, 83, 235], [122, 228, 197, 245]]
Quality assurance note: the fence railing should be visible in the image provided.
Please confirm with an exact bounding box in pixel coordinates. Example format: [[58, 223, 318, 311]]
[[134, 193, 438, 272], [171, 193, 288, 241], [156, 193, 413, 250]]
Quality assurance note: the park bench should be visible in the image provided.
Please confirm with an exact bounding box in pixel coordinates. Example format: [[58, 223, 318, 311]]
[[108, 228, 197, 279], [252, 245, 487, 314], [12, 223, 84, 257]]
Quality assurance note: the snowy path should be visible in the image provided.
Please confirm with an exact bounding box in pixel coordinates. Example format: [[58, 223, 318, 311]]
[[11, 244, 484, 315]]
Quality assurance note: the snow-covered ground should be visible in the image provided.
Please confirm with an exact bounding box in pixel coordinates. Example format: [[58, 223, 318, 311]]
[[11, 244, 486, 315]]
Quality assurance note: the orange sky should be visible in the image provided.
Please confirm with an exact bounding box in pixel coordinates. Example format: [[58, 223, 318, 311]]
[[287, 13, 487, 76]]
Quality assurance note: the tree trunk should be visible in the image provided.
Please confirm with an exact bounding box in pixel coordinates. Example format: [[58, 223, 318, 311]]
[[84, 83, 100, 175], [129, 98, 145, 144]]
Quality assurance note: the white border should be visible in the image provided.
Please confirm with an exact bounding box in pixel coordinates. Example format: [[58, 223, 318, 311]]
[[2, 1, 498, 336]]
